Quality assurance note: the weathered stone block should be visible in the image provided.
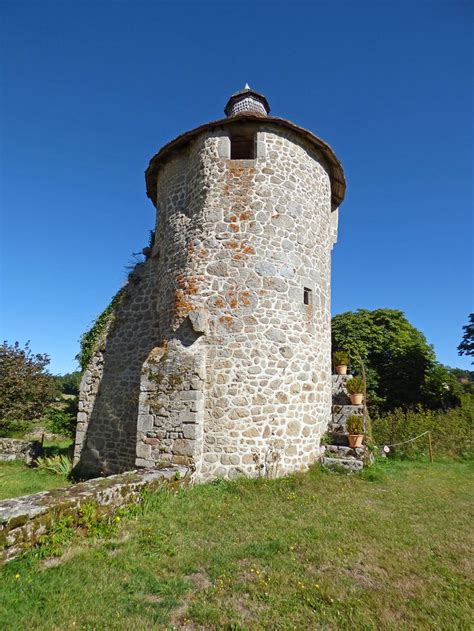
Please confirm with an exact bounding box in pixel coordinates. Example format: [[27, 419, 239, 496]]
[[136, 443, 152, 459], [173, 439, 196, 457], [137, 414, 154, 431], [182, 424, 201, 440]]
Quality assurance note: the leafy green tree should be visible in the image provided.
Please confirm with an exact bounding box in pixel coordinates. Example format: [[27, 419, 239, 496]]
[[458, 313, 474, 363], [447, 367, 474, 394], [449, 367, 474, 382], [0, 341, 56, 423], [331, 309, 453, 411], [54, 371, 82, 396], [423, 364, 463, 410], [44, 407, 77, 438]]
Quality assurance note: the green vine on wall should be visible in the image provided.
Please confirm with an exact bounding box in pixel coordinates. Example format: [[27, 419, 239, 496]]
[[76, 288, 125, 371]]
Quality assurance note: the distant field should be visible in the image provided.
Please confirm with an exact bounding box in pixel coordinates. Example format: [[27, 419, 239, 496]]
[[0, 440, 72, 500], [1, 459, 472, 629]]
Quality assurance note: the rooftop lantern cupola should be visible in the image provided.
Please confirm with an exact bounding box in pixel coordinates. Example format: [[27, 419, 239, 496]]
[[224, 83, 270, 118]]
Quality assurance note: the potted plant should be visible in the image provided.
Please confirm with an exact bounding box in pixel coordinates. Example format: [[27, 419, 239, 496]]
[[333, 351, 349, 375], [346, 376, 364, 405], [346, 414, 364, 448]]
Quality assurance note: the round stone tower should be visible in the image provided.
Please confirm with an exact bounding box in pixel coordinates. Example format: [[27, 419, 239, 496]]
[[74, 85, 345, 481]]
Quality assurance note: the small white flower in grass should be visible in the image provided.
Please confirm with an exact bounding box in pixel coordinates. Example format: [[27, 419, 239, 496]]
[[383, 445, 390, 453]]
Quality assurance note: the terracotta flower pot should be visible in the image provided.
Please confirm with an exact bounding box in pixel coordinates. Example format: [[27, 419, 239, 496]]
[[335, 364, 347, 375], [349, 393, 364, 405], [348, 434, 364, 448]]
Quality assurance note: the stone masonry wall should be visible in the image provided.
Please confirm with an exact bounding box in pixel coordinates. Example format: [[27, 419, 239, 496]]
[[74, 259, 163, 477], [0, 466, 188, 562], [0, 438, 42, 464], [136, 334, 206, 468], [75, 137, 210, 478], [75, 121, 337, 481], [187, 126, 334, 480]]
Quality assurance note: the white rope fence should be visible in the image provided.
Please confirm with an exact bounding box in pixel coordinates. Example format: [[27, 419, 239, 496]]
[[380, 430, 430, 448], [378, 430, 433, 461]]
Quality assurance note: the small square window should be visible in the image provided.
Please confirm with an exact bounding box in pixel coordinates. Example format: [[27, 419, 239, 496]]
[[230, 130, 255, 160], [303, 287, 312, 306]]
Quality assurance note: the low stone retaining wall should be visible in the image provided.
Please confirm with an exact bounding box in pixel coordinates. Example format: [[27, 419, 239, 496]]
[[0, 465, 189, 562], [0, 438, 42, 464]]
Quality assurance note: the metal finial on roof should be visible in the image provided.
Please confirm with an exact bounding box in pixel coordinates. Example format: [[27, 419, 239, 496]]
[[224, 85, 270, 118]]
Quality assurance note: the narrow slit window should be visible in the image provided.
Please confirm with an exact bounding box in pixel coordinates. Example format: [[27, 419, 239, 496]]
[[230, 130, 255, 160], [303, 287, 312, 306]]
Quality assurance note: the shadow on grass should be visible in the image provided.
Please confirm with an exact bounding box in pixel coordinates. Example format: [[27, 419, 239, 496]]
[[42, 440, 74, 459]]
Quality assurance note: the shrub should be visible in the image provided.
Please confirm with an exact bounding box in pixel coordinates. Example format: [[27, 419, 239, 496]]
[[372, 395, 474, 459], [0, 418, 35, 438], [36, 455, 73, 476], [346, 376, 365, 394], [44, 407, 77, 438], [0, 341, 56, 422], [54, 372, 82, 397], [333, 351, 348, 366], [346, 415, 364, 435]]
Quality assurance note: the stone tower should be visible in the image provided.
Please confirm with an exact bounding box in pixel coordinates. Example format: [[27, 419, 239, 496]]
[[74, 86, 346, 481]]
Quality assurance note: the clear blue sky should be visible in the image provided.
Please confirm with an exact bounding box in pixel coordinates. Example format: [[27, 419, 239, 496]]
[[1, 1, 472, 374]]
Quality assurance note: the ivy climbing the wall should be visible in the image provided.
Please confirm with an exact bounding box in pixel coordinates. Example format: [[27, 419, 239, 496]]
[[76, 289, 125, 371]]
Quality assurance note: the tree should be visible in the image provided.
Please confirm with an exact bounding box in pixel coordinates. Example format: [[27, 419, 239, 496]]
[[422, 363, 463, 410], [54, 371, 82, 396], [458, 313, 474, 363], [331, 309, 458, 411], [448, 367, 474, 394], [0, 341, 56, 422], [449, 367, 474, 382]]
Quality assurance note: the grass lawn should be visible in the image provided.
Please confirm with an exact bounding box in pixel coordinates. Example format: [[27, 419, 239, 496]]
[[0, 440, 72, 500], [1, 459, 472, 629]]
